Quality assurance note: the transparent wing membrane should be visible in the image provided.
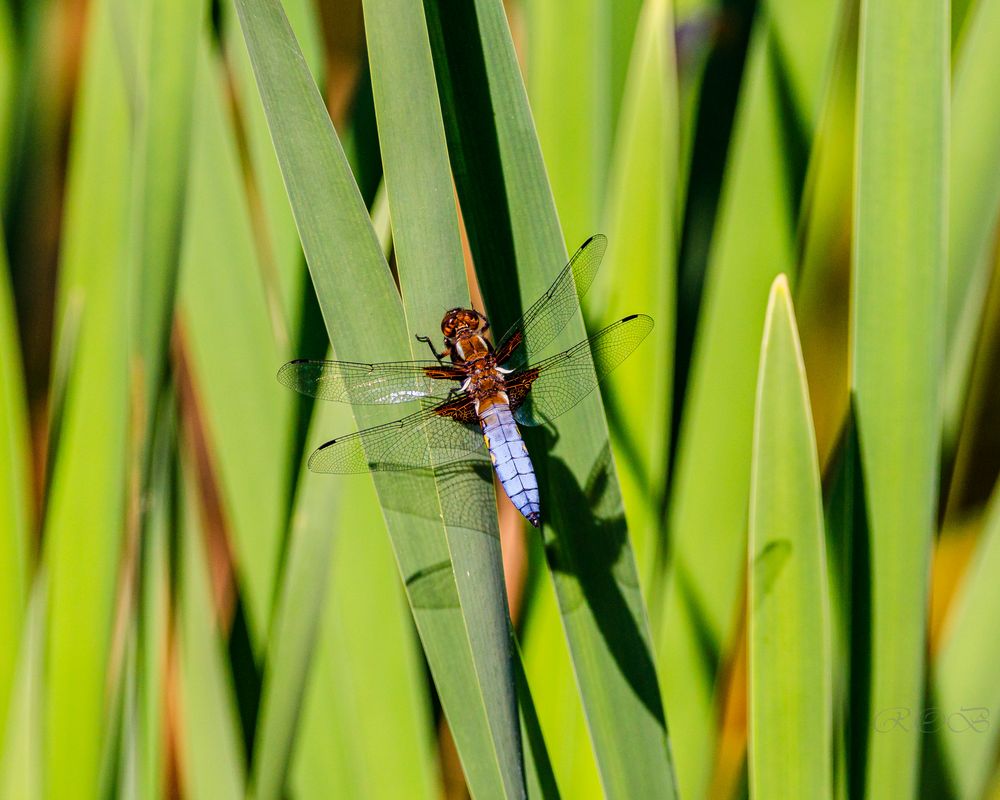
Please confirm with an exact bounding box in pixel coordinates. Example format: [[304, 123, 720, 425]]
[[277, 358, 461, 404], [494, 234, 607, 368], [307, 404, 484, 473], [511, 315, 653, 426]]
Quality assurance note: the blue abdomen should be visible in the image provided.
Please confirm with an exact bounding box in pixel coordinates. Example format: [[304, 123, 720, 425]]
[[479, 402, 540, 527]]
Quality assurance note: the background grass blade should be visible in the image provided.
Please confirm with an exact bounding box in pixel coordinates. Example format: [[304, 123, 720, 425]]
[[176, 460, 246, 800], [526, 0, 609, 249], [658, 5, 839, 793], [136, 399, 172, 800], [942, 0, 1000, 446], [596, 0, 678, 582], [748, 275, 831, 799], [222, 0, 320, 339], [289, 407, 440, 799], [0, 575, 45, 800], [794, 0, 858, 467], [233, 0, 528, 793], [852, 0, 947, 795], [177, 36, 294, 646], [934, 476, 1000, 799], [0, 225, 29, 740], [425, 2, 675, 796], [41, 0, 132, 794], [247, 399, 342, 799], [0, 572, 46, 800], [129, 0, 202, 410], [250, 189, 437, 798]]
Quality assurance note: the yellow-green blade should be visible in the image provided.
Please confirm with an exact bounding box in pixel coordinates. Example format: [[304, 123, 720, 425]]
[[177, 462, 246, 800], [177, 37, 294, 646], [793, 0, 858, 467], [942, 0, 1000, 446], [128, 0, 202, 409], [526, 0, 609, 249], [41, 0, 132, 794], [0, 226, 30, 739], [596, 0, 678, 582], [137, 436, 170, 800], [658, 4, 840, 794], [222, 0, 320, 336], [289, 403, 440, 800], [748, 276, 832, 799], [0, 0, 16, 202], [0, 575, 45, 800], [852, 0, 947, 795], [934, 478, 1000, 799]]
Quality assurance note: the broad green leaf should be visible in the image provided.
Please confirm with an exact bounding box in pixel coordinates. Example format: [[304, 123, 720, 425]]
[[177, 463, 246, 800], [0, 226, 30, 737], [177, 38, 294, 645], [748, 275, 831, 799], [42, 0, 131, 794], [852, 0, 947, 795], [0, 575, 45, 800], [657, 4, 839, 794], [425, 2, 675, 796], [934, 479, 1000, 799], [232, 1, 527, 794], [942, 0, 1000, 447], [596, 0, 678, 582]]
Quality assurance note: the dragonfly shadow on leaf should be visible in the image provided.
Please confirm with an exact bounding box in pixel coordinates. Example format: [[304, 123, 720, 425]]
[[751, 539, 792, 609], [386, 456, 498, 610], [538, 442, 666, 729]]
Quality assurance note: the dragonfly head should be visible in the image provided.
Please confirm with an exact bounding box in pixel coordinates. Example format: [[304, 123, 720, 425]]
[[440, 308, 487, 341]]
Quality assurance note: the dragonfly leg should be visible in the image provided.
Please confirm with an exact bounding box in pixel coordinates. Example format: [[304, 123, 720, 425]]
[[415, 333, 446, 361]]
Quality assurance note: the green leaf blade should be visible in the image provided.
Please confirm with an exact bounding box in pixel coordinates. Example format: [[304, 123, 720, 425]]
[[943, 0, 1000, 444], [852, 0, 947, 795], [748, 275, 832, 800], [934, 481, 1000, 799], [597, 0, 678, 581], [0, 228, 30, 738], [42, 0, 132, 793]]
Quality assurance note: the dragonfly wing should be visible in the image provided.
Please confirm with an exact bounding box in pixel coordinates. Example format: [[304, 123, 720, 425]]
[[278, 358, 464, 404], [509, 314, 653, 426], [308, 395, 483, 473], [494, 234, 607, 369]]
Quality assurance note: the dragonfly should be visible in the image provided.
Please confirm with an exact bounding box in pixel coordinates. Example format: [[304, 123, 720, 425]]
[[278, 234, 652, 528]]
